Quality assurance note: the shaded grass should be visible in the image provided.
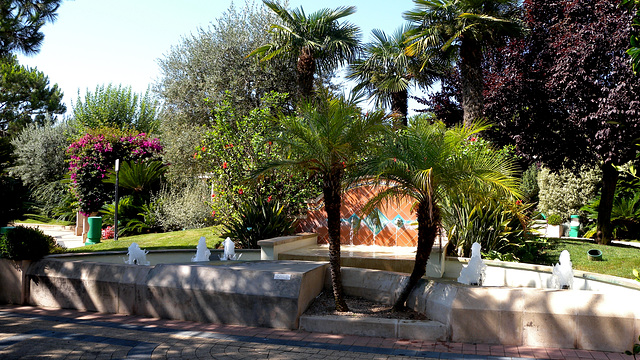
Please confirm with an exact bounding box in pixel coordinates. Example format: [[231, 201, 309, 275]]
[[543, 238, 640, 279], [66, 226, 224, 253]]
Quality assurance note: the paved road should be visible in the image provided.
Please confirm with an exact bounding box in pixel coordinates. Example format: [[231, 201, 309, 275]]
[[0, 306, 436, 360], [0, 305, 627, 360]]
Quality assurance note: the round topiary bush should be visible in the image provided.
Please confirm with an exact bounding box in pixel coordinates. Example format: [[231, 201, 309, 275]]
[[0, 226, 59, 260]]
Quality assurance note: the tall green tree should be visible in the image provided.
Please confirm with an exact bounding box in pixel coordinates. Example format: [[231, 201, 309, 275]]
[[249, 0, 361, 100], [72, 84, 159, 134], [347, 25, 439, 127], [0, 0, 61, 57], [360, 120, 520, 310], [404, 0, 525, 126], [483, 0, 640, 244], [0, 55, 66, 136], [254, 93, 387, 311], [156, 0, 298, 183]]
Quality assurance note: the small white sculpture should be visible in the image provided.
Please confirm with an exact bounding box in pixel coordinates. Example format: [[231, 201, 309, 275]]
[[124, 242, 150, 265], [219, 237, 241, 261], [552, 250, 574, 289], [192, 236, 211, 262], [458, 242, 487, 286]]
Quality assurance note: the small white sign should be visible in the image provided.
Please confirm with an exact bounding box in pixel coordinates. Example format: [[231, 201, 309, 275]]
[[273, 273, 291, 280]]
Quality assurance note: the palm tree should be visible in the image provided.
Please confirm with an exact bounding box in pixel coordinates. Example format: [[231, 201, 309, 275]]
[[403, 0, 525, 126], [347, 25, 440, 127], [248, 0, 360, 100], [254, 93, 388, 311], [360, 119, 520, 310]]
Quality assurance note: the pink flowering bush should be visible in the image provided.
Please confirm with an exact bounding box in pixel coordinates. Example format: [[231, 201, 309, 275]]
[[67, 127, 163, 214]]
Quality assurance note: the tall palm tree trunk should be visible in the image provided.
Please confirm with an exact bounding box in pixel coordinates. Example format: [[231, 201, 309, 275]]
[[323, 169, 349, 311], [393, 200, 440, 311], [459, 38, 484, 127], [391, 90, 408, 128], [297, 47, 316, 100], [596, 162, 619, 245]]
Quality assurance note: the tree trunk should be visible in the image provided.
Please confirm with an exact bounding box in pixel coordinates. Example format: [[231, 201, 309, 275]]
[[390, 90, 408, 128], [393, 200, 439, 311], [595, 162, 618, 245], [323, 169, 349, 311], [297, 47, 316, 101], [459, 38, 484, 127]]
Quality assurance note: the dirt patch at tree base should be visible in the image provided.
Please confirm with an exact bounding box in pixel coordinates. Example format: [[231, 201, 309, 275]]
[[304, 291, 428, 320]]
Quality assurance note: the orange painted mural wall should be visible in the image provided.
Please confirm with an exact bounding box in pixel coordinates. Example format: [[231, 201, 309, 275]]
[[298, 185, 418, 247]]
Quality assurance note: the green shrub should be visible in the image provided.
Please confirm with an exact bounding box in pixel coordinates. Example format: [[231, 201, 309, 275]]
[[0, 176, 28, 227], [520, 164, 540, 205], [0, 226, 63, 260], [222, 197, 297, 249], [580, 191, 640, 239], [442, 194, 533, 256], [546, 214, 564, 226], [537, 165, 600, 219], [153, 179, 215, 231]]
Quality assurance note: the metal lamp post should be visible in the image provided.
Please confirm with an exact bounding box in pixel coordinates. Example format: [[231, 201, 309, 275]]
[[114, 159, 120, 241]]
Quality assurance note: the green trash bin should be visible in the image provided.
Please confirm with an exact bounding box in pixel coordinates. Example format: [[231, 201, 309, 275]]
[[85, 216, 102, 245], [569, 215, 580, 238]]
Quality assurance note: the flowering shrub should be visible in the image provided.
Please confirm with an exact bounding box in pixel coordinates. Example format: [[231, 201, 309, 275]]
[[195, 92, 320, 222], [67, 127, 163, 214], [101, 226, 115, 239]]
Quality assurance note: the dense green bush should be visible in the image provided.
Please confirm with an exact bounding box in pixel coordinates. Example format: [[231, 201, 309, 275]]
[[152, 179, 215, 231], [222, 197, 297, 249], [520, 164, 540, 205], [72, 84, 159, 133], [442, 194, 536, 259], [196, 92, 320, 222], [537, 165, 601, 219], [10, 121, 72, 187], [0, 176, 28, 227], [546, 213, 564, 226], [581, 190, 640, 239], [0, 226, 63, 260]]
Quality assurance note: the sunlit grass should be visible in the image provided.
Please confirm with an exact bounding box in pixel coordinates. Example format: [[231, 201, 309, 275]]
[[65, 226, 224, 253], [544, 238, 640, 279]]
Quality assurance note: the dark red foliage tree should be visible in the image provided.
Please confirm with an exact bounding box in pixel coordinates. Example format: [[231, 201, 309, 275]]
[[484, 0, 640, 244]]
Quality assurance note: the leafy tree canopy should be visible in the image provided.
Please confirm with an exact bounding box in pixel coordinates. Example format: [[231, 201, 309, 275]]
[[0, 54, 66, 136], [484, 0, 640, 244], [156, 0, 298, 127], [0, 0, 61, 57], [72, 84, 159, 134]]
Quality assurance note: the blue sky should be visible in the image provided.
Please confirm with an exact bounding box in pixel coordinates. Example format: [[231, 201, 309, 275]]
[[18, 0, 419, 115]]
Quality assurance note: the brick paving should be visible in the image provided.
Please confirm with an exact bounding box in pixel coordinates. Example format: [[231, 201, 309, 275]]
[[0, 305, 633, 360]]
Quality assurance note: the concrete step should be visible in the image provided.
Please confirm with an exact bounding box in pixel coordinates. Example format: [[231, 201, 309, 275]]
[[298, 314, 447, 341]]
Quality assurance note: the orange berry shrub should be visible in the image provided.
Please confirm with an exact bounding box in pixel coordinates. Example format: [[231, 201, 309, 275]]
[[195, 92, 320, 224]]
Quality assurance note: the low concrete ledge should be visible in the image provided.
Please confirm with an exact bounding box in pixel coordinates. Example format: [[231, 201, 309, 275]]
[[323, 266, 640, 352], [17, 258, 327, 330], [258, 233, 317, 260], [299, 315, 447, 340]]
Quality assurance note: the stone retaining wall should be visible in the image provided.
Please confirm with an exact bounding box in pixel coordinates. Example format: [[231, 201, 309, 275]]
[[1, 258, 327, 330], [330, 267, 640, 352]]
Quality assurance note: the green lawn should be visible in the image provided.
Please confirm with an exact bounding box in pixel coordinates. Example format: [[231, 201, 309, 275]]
[[542, 239, 640, 279], [66, 226, 224, 253]]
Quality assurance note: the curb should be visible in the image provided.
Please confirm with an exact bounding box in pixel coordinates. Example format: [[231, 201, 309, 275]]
[[299, 315, 448, 341]]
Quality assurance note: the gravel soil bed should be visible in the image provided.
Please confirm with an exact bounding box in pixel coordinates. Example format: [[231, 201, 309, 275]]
[[304, 291, 428, 320]]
